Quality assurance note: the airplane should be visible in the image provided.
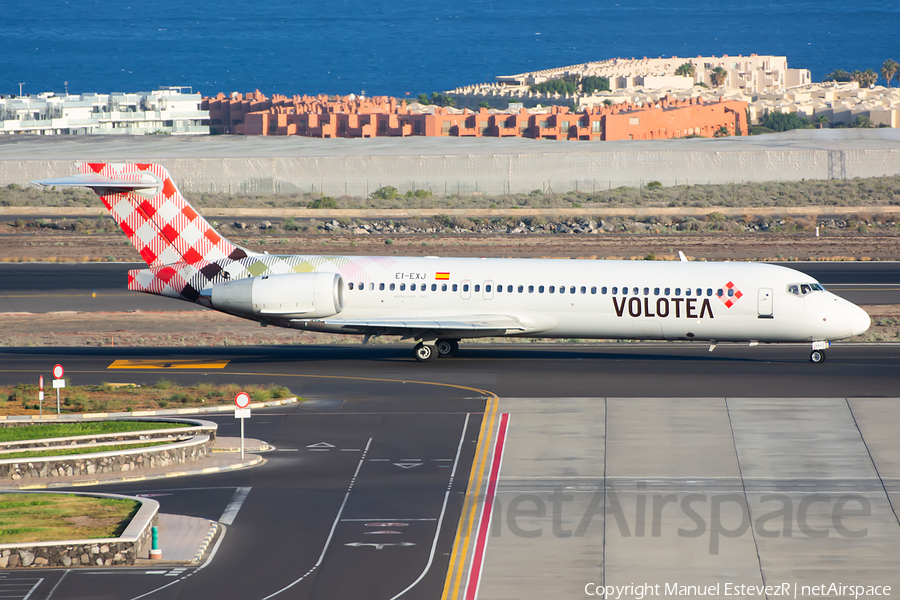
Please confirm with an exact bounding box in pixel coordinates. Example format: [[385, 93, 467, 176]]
[[33, 163, 870, 364]]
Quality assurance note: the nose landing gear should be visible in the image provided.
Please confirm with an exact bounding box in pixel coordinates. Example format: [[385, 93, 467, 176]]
[[810, 341, 830, 364]]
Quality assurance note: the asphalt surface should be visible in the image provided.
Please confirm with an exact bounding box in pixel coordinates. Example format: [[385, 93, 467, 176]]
[[0, 343, 898, 598], [0, 262, 898, 313]]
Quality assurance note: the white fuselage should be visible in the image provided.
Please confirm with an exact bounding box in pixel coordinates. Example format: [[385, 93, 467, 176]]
[[258, 256, 869, 343]]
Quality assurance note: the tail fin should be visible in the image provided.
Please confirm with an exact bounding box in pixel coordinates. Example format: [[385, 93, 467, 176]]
[[35, 163, 249, 267]]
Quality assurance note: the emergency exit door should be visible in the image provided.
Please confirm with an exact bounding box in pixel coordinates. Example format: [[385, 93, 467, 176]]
[[758, 288, 773, 318]]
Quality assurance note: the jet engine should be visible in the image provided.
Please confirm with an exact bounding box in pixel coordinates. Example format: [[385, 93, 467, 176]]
[[210, 272, 344, 319]]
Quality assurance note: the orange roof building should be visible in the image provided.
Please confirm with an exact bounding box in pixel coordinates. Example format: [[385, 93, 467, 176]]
[[203, 92, 747, 140]]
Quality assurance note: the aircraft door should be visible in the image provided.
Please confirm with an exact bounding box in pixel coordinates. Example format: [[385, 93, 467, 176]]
[[483, 280, 494, 300], [758, 288, 773, 318], [461, 279, 472, 300]]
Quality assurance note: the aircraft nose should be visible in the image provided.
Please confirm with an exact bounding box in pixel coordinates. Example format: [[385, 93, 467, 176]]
[[849, 304, 871, 337]]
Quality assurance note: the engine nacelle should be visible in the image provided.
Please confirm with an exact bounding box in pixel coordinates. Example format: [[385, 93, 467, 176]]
[[210, 272, 344, 319]]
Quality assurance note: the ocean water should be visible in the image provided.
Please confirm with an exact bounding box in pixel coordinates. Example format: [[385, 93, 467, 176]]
[[1, 0, 898, 98]]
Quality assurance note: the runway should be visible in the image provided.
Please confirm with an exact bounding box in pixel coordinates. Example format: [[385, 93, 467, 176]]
[[0, 262, 898, 313]]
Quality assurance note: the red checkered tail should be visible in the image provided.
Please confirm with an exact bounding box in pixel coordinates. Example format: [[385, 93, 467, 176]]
[[33, 163, 252, 267]]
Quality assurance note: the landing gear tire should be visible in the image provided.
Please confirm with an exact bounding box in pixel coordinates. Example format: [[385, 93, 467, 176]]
[[436, 339, 459, 358], [414, 342, 438, 363], [810, 350, 827, 364]]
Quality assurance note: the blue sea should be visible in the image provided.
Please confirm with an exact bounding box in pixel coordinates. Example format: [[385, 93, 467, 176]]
[[1, 0, 898, 98]]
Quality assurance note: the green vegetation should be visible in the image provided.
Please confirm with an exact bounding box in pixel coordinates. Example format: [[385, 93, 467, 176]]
[[675, 62, 695, 78], [529, 74, 580, 95], [709, 66, 728, 87], [0, 494, 140, 543], [0, 420, 187, 443], [417, 92, 455, 107], [307, 196, 339, 209], [1, 441, 170, 460], [0, 380, 295, 415], [581, 76, 610, 93], [756, 110, 813, 132]]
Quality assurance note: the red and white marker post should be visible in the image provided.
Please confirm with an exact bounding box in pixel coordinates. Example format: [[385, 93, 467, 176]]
[[38, 376, 44, 417], [51, 364, 65, 415], [234, 392, 251, 459]]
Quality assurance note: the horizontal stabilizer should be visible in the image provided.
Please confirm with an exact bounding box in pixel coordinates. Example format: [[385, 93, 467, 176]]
[[32, 173, 162, 191]]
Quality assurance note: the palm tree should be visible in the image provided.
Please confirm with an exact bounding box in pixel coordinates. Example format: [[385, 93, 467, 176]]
[[850, 70, 878, 88], [814, 114, 830, 129], [853, 115, 873, 128], [675, 62, 695, 78], [709, 66, 728, 87], [713, 125, 729, 137], [824, 69, 851, 82], [881, 59, 899, 87], [861, 69, 878, 87]]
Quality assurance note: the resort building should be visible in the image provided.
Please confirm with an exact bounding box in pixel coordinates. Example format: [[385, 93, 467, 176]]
[[449, 54, 811, 110], [202, 92, 747, 140], [0, 87, 208, 135]]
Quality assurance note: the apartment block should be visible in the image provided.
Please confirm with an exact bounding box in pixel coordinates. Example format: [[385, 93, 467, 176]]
[[0, 87, 208, 135], [202, 91, 747, 141]]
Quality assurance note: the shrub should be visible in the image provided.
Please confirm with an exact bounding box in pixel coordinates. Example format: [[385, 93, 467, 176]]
[[371, 186, 400, 200], [154, 378, 175, 390], [269, 386, 292, 399], [308, 196, 339, 209], [646, 181, 662, 190]]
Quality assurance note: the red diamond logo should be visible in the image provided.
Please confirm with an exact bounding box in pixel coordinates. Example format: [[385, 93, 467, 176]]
[[719, 281, 742, 308]]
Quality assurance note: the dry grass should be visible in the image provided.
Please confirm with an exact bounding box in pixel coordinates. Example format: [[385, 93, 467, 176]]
[[0, 493, 139, 543]]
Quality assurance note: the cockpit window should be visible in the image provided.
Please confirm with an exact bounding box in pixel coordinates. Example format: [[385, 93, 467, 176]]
[[787, 283, 825, 296]]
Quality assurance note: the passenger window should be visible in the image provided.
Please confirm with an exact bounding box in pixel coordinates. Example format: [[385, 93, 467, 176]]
[[570, 286, 576, 294], [379, 283, 385, 291], [496, 285, 502, 293], [528, 285, 534, 293], [508, 285, 513, 293], [348, 282, 354, 290], [716, 289, 723, 297], [390, 283, 396, 291], [685, 288, 691, 296], [518, 285, 524, 293], [706, 289, 712, 297], [622, 287, 628, 296], [728, 288, 734, 297], [463, 284, 469, 292], [410, 283, 416, 291], [452, 284, 458, 292], [674, 288, 680, 295], [400, 283, 406, 291], [441, 284, 447, 291], [633, 287, 639, 295], [549, 286, 555, 293], [592, 286, 598, 294], [696, 288, 702, 297], [474, 284, 481, 292], [653, 287, 659, 295], [600, 286, 606, 294], [665, 287, 671, 295], [369, 283, 375, 290], [560, 286, 565, 294], [581, 286, 586, 294], [643, 287, 650, 296], [612, 287, 618, 294], [358, 282, 364, 291], [431, 284, 437, 291], [538, 285, 545, 293]]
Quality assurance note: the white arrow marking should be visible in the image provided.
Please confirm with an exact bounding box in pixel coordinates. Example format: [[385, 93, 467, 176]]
[[394, 463, 423, 469], [135, 493, 173, 498], [344, 542, 416, 550], [365, 530, 403, 535], [306, 442, 335, 449]]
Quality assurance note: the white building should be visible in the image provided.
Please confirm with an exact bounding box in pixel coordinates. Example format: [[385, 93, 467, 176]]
[[0, 87, 208, 135]]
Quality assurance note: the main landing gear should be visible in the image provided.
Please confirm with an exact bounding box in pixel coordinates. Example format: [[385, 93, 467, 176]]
[[414, 339, 459, 362]]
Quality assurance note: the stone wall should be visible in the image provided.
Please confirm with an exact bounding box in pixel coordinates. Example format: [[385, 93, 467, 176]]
[[0, 420, 216, 451], [0, 494, 159, 568], [0, 435, 213, 481]]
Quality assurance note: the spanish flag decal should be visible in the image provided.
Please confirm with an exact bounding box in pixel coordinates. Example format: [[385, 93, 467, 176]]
[[435, 272, 450, 280]]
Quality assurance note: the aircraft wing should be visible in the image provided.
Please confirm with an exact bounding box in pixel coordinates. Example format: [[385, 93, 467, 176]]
[[303, 313, 557, 335]]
